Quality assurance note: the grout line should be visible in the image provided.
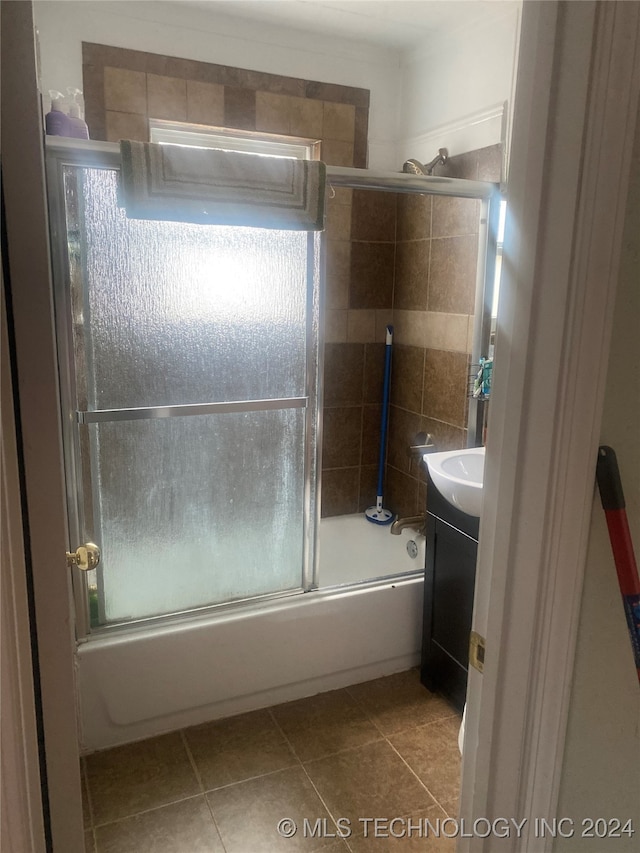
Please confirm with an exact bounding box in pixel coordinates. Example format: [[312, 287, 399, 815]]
[[176, 737, 231, 848], [343, 679, 462, 815], [266, 707, 305, 771], [91, 792, 211, 830], [202, 794, 229, 853], [299, 762, 356, 853], [349, 238, 398, 244], [419, 345, 426, 418], [180, 729, 205, 794], [342, 686, 389, 740], [295, 733, 386, 766], [356, 402, 365, 510], [268, 710, 354, 851], [201, 762, 301, 796], [384, 737, 453, 817]]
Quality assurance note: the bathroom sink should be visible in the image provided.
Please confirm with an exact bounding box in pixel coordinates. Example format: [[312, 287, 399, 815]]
[[424, 446, 485, 517]]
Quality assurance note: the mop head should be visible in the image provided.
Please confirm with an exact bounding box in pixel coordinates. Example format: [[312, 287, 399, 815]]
[[365, 504, 394, 525]]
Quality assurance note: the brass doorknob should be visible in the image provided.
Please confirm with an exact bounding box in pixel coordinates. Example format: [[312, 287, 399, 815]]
[[66, 543, 100, 572]]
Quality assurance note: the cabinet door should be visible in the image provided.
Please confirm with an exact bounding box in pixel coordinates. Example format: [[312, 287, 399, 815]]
[[421, 514, 478, 711]]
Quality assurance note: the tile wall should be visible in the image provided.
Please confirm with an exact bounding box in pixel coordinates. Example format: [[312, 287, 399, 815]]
[[82, 43, 369, 167], [322, 145, 502, 518], [322, 190, 395, 516], [384, 145, 502, 518]]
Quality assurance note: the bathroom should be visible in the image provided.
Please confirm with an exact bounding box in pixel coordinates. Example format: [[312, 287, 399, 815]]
[[6, 3, 640, 852], [22, 0, 516, 849]]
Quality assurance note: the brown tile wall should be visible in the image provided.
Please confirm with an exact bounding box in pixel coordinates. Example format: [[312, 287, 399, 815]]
[[384, 144, 502, 518], [321, 190, 395, 517], [321, 145, 501, 518], [82, 43, 369, 167]]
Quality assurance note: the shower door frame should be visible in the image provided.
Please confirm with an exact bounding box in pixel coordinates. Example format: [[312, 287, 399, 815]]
[[46, 139, 322, 637], [326, 165, 501, 448], [46, 137, 500, 640]]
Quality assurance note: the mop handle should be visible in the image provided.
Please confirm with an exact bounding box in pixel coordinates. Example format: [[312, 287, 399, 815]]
[[376, 326, 393, 498], [596, 445, 640, 683]]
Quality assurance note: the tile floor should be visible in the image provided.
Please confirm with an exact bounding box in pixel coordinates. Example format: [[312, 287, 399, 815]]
[[83, 669, 462, 852]]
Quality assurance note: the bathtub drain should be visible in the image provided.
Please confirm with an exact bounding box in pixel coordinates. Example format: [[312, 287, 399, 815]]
[[406, 540, 419, 559]]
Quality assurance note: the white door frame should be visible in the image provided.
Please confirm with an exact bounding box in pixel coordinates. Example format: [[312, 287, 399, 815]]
[[1, 286, 47, 853], [1, 3, 85, 851], [3, 2, 640, 851], [461, 2, 640, 850]]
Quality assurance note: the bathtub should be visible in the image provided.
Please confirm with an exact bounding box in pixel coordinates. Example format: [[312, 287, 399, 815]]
[[318, 513, 426, 587], [77, 514, 425, 751]]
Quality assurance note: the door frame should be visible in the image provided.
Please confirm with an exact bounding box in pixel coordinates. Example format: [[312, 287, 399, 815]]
[[460, 2, 640, 850], [1, 4, 85, 851], [3, 2, 640, 851]]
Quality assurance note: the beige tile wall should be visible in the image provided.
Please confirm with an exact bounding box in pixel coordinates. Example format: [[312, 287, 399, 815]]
[[321, 145, 501, 518], [321, 190, 394, 516], [83, 43, 369, 168], [384, 144, 502, 519]]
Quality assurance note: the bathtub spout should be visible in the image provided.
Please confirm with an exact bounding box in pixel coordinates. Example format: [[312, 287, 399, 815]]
[[390, 513, 426, 535]]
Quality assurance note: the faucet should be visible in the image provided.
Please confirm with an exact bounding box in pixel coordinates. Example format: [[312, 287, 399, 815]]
[[390, 512, 426, 536]]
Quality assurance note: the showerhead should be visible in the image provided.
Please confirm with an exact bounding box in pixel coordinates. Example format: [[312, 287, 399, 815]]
[[402, 158, 427, 176], [402, 148, 449, 176]]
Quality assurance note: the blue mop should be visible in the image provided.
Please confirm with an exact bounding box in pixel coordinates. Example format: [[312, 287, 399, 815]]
[[365, 325, 394, 524]]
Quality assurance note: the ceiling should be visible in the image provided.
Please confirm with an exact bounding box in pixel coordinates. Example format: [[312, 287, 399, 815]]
[[181, 1, 515, 49]]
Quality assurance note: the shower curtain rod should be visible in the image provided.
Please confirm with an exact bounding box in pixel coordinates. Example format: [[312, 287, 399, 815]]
[[45, 138, 499, 201], [326, 164, 498, 200]]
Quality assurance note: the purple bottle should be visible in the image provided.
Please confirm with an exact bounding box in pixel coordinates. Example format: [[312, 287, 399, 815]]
[[45, 91, 70, 137]]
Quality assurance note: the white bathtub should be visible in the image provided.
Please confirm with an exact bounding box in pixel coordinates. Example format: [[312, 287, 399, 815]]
[[319, 513, 426, 587], [77, 514, 425, 751]]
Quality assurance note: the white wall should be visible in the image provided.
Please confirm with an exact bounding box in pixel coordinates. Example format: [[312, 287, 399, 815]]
[[34, 1, 521, 170], [398, 2, 521, 164], [554, 102, 640, 851], [34, 0, 402, 168]]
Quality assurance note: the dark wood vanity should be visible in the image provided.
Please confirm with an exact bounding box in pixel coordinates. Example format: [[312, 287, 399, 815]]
[[420, 471, 480, 712]]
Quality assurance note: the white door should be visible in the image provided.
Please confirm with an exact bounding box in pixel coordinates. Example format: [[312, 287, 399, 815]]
[[460, 3, 640, 850]]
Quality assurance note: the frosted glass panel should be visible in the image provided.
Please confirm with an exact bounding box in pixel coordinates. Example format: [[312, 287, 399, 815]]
[[65, 167, 308, 410], [57, 164, 319, 626], [91, 409, 305, 623]]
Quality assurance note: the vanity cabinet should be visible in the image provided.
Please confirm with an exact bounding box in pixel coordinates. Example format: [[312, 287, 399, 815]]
[[420, 471, 479, 712]]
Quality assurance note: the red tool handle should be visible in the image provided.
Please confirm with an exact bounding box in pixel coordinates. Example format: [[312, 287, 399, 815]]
[[596, 446, 640, 683]]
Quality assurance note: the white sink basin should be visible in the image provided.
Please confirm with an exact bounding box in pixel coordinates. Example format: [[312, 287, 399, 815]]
[[424, 446, 485, 517]]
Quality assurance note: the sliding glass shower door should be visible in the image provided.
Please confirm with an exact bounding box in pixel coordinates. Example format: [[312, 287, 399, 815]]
[[51, 157, 319, 630]]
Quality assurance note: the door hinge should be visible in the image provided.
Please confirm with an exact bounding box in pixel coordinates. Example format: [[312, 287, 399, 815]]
[[469, 630, 485, 673]]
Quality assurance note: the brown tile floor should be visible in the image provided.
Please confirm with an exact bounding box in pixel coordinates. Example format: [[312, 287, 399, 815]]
[[83, 669, 461, 852]]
